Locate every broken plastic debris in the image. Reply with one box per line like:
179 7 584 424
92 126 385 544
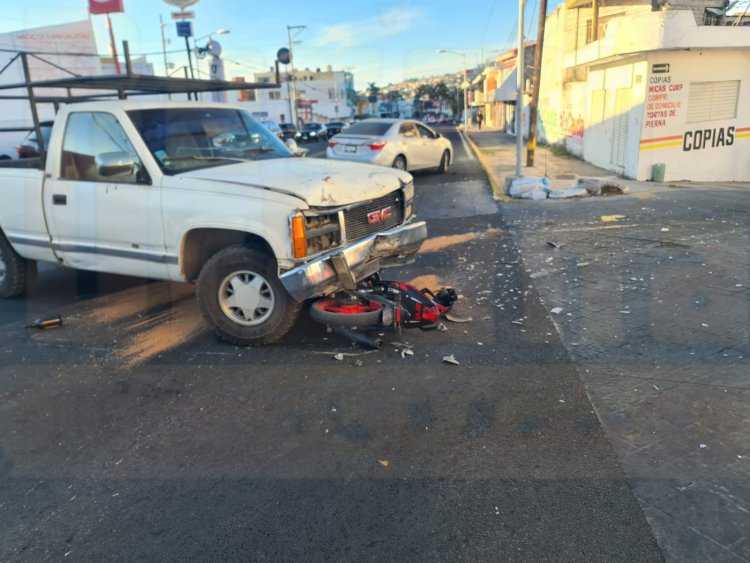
392 342 414 349
378 459 391 467
445 313 472 323
661 227 670 232
436 323 447 332
26 315 63 330
546 241 564 249
550 307 563 315
400 349 414 359
353 359 364 367
442 354 460 365
699 443 707 449
333 353 344 361
601 215 625 223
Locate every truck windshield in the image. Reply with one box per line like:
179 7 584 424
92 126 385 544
127 107 291 174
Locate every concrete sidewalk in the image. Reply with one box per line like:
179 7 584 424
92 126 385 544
466 128 750 562
462 127 718 197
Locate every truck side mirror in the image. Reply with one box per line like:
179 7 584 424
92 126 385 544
96 151 137 178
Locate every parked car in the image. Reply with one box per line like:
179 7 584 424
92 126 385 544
326 118 453 173
325 121 345 136
279 122 297 139
295 123 328 143
259 120 283 139
16 121 53 158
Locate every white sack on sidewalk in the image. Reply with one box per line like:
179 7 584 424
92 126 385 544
508 176 551 197
547 187 589 199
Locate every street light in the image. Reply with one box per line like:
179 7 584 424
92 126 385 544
437 49 468 133
287 25 306 127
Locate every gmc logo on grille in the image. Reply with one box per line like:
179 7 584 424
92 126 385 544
367 206 393 224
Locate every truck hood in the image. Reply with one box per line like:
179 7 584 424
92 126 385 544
178 157 412 206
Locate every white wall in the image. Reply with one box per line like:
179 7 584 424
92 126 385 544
636 49 750 181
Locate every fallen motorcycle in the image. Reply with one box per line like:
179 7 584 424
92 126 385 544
309 274 457 349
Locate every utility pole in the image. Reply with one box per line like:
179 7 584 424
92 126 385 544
526 0 547 166
287 25 306 128
515 0 525 177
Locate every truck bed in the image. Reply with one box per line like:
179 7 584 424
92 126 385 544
0 157 43 170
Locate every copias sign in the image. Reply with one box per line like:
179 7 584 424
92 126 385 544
88 0 124 14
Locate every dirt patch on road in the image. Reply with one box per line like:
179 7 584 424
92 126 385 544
419 228 500 254
408 274 444 293
117 299 205 367
86 284 195 324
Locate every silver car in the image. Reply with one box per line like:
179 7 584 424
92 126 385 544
326 118 453 172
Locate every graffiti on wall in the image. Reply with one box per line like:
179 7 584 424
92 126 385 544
539 107 584 150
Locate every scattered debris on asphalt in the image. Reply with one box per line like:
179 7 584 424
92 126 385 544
700 444 707 449
334 353 344 361
353 359 364 367
392 342 413 349
661 227 670 232
550 307 563 315
546 241 564 249
601 215 626 222
436 322 447 332
445 313 472 323
400 349 414 359
26 315 63 330
378 459 391 467
442 354 460 365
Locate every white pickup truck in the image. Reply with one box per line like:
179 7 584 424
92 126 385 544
0 101 426 345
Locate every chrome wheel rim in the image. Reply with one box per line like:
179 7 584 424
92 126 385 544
218 270 275 326
394 158 405 170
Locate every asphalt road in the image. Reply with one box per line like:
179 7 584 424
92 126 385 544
0 127 661 561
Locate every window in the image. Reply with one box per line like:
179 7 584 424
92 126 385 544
415 123 437 139
61 112 144 184
269 91 282 101
399 122 417 137
344 122 392 136
328 88 336 100
687 80 739 123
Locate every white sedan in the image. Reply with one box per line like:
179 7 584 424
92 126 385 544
326 118 453 173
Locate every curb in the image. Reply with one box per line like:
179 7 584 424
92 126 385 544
460 131 514 203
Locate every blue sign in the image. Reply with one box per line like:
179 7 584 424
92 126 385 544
176 21 193 38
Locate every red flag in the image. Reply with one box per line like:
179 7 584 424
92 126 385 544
88 0 124 14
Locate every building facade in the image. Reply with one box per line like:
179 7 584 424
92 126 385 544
537 0 750 181
229 66 356 125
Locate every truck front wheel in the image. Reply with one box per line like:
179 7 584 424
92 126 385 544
196 244 301 346
0 232 34 298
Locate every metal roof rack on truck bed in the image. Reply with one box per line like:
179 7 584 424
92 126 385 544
0 40 281 166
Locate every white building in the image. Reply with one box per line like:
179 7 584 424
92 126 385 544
538 0 750 181
229 66 356 126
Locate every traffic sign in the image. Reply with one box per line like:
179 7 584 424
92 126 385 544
176 21 193 38
171 11 195 19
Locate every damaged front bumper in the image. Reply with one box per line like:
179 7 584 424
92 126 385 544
280 221 427 301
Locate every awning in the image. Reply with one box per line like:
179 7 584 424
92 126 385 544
494 68 519 102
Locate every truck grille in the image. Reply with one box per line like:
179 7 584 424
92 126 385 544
343 190 404 242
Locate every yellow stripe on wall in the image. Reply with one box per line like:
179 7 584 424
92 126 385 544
639 142 683 151
735 133 750 139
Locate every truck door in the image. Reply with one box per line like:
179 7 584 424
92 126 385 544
44 111 167 279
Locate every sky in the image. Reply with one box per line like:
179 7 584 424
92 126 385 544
0 0 558 90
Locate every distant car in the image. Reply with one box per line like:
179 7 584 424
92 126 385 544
325 121 345 136
295 123 328 143
16 122 53 158
326 118 453 173
259 120 283 139
279 122 297 139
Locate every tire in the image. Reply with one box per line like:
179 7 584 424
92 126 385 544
392 155 407 170
438 150 450 173
0 231 33 298
310 298 384 327
196 244 301 346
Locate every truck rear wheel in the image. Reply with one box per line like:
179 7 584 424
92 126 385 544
0 232 34 298
196 244 301 346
